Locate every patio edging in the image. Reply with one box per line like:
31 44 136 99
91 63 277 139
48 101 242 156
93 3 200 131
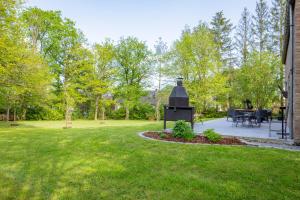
138 131 249 147
138 132 300 151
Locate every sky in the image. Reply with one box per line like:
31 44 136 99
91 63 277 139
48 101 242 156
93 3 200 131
25 0 272 49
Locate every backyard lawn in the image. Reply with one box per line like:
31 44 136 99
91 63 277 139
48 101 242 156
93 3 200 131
0 120 299 200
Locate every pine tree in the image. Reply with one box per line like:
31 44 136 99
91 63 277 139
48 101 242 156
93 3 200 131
235 8 252 64
251 0 270 54
270 0 287 104
270 0 287 56
210 11 235 69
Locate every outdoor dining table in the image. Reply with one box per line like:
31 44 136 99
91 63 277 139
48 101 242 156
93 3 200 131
234 109 257 127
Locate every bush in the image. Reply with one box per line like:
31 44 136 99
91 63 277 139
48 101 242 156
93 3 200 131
159 132 167 139
26 106 64 120
130 103 155 120
173 120 195 140
203 129 222 143
202 109 227 118
108 107 126 119
108 103 155 120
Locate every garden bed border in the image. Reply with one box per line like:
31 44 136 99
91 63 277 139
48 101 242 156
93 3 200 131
138 131 300 151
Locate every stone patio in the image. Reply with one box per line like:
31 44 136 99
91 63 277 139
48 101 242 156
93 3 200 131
194 118 289 140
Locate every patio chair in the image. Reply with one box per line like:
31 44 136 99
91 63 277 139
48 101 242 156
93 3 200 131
259 109 271 122
232 110 245 127
243 111 256 127
227 108 235 121
254 110 263 127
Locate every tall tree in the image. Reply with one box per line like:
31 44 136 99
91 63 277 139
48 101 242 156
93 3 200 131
173 23 227 114
21 8 70 90
270 0 287 105
62 44 93 127
233 52 280 108
270 0 287 56
235 8 252 64
22 7 90 124
0 0 50 121
154 37 168 121
115 37 151 120
92 39 115 120
251 0 270 54
211 12 235 109
210 11 235 69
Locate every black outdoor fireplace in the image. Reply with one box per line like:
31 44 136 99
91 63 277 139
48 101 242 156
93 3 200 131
164 78 195 129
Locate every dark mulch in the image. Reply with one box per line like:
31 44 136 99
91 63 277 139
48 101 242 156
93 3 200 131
143 132 246 145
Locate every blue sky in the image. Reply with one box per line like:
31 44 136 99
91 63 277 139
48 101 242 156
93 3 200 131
25 0 272 49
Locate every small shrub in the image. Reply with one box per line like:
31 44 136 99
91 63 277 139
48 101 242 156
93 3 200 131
203 129 222 143
159 132 167 139
173 120 195 140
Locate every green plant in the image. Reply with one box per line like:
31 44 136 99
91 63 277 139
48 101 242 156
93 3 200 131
159 132 167 139
173 120 195 140
108 103 155 120
203 129 222 143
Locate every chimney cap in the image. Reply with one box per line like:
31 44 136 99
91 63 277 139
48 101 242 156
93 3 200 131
177 77 183 86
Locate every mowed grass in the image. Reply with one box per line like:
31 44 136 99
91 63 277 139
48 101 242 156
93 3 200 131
0 120 299 200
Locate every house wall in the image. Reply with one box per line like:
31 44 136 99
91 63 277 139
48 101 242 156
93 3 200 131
294 0 300 144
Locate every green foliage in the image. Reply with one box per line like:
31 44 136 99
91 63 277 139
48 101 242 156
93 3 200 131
172 23 228 114
114 37 151 120
159 132 167 139
203 129 222 143
130 103 155 120
211 11 234 68
203 110 227 118
21 7 89 123
0 1 285 122
108 107 126 120
172 120 195 140
109 104 155 120
91 39 116 120
252 0 270 53
232 51 280 108
0 4 51 121
153 38 169 121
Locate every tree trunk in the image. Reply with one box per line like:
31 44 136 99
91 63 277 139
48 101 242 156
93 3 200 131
6 108 10 122
101 105 105 120
22 109 27 120
65 106 72 128
125 106 129 120
13 108 16 121
94 96 99 121
155 97 161 121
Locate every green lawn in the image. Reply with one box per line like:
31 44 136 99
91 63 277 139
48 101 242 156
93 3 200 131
0 120 299 200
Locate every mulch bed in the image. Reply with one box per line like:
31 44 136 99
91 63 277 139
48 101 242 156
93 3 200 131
143 132 246 145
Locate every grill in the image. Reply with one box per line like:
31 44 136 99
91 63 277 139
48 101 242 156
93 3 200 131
164 78 195 129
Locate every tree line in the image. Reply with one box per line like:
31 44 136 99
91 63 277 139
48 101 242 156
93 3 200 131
0 0 286 122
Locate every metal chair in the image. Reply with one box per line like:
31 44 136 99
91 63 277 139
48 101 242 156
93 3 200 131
232 110 245 127
227 108 235 121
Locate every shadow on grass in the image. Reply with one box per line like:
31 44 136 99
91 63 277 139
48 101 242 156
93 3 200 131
0 121 36 129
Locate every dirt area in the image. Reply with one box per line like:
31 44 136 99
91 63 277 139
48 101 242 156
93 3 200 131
143 132 245 145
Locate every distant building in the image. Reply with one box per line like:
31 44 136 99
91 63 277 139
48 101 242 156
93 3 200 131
283 0 300 144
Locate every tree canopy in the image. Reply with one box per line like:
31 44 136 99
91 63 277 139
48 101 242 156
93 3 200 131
0 0 286 122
